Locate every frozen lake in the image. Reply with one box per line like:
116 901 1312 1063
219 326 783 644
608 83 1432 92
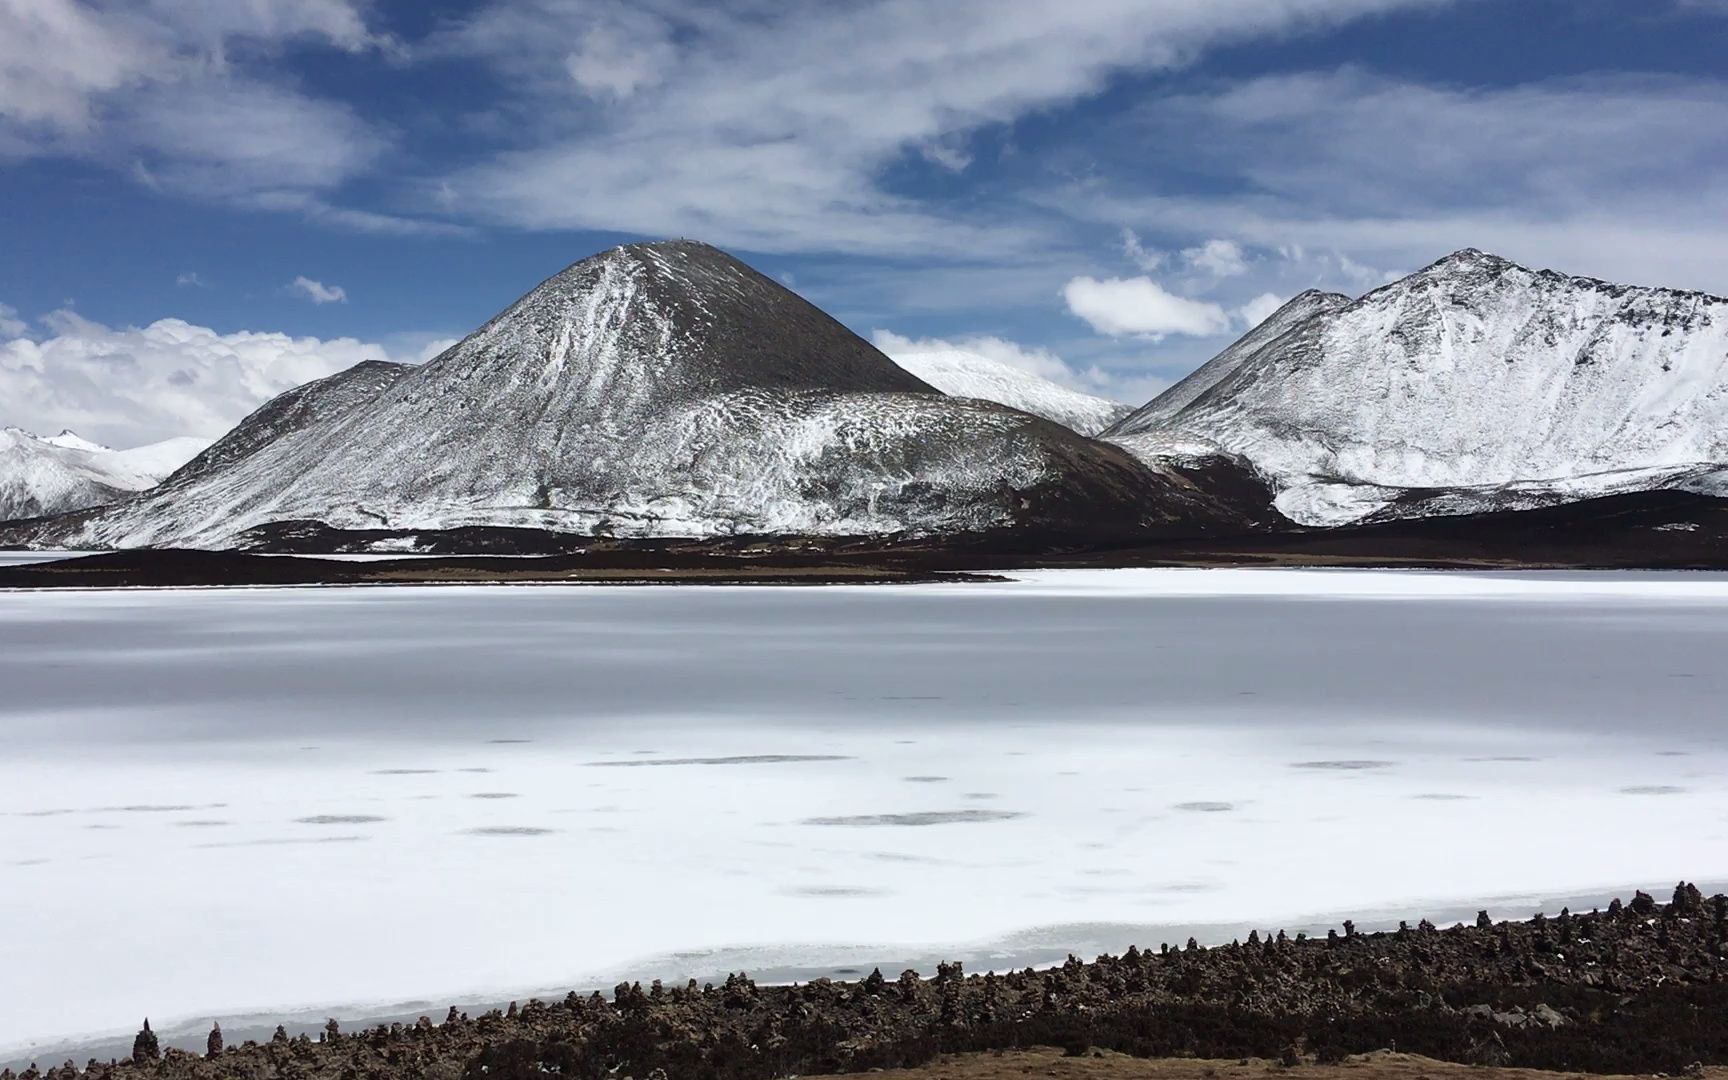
4 568 1728 1058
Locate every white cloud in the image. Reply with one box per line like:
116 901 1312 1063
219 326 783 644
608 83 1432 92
563 19 676 100
1062 70 1728 295
436 0 1453 255
1120 227 1164 272
1182 238 1249 278
288 276 348 305
1062 275 1232 339
0 308 408 446
174 271 206 288
0 1 434 231
1236 292 1287 328
118 77 385 199
0 303 27 339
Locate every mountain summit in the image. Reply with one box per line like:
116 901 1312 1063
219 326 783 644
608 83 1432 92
9 241 1274 549
1112 250 1728 524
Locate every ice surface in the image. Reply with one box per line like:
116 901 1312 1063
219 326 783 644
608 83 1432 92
3 568 1728 1058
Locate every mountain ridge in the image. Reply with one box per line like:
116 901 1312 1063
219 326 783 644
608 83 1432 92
1113 247 1728 525
4 241 1277 550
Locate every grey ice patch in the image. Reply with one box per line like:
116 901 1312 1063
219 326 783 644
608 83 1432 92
1173 801 1235 813
488 739 533 744
901 776 948 783
98 804 201 813
465 826 558 836
1291 760 1397 770
197 836 368 849
371 769 439 775
801 810 1023 827
171 820 231 827
457 767 494 773
1620 785 1687 795
468 793 519 799
962 792 1000 800
585 755 852 767
1412 793 1475 801
296 814 388 825
10 858 50 867
13 809 75 818
783 885 890 898
865 851 947 864
1466 756 1539 763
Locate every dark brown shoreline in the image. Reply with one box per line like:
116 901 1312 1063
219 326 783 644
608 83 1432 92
6 488 1728 588
14 885 1728 1080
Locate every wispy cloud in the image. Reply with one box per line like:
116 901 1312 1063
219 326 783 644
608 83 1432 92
0 1 440 232
1056 69 1728 294
288 276 348 305
431 0 1455 256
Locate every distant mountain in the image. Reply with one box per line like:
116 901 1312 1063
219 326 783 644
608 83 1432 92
0 428 211 522
40 429 111 454
887 349 1130 435
6 241 1277 550
1110 250 1728 525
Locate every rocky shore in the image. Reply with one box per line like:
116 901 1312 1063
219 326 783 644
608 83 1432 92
10 885 1728 1080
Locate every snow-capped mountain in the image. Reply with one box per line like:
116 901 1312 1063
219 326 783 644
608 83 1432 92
6 242 1274 550
1110 250 1728 525
40 430 111 454
886 349 1130 435
0 428 212 522
1106 289 1351 436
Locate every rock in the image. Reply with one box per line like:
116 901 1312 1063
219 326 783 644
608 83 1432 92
131 1020 159 1064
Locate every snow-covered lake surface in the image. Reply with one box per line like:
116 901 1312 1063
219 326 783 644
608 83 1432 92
4 568 1728 1061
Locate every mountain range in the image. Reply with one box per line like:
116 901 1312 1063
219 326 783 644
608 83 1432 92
4 241 1726 556
0 427 210 522
1109 249 1728 525
1 242 1267 551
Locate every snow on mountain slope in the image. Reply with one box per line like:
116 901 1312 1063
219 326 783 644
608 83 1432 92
6 242 1271 550
0 428 210 522
40 430 110 453
1104 289 1351 438
1112 249 1728 525
887 349 1130 435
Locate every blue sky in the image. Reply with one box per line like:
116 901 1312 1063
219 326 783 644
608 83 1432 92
2 0 1726 445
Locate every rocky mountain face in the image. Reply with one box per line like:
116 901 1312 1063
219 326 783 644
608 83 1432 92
1112 250 1728 525
5 242 1277 551
0 428 210 523
886 348 1131 435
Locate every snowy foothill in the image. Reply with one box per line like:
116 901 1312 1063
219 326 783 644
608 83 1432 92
3 568 1727 1060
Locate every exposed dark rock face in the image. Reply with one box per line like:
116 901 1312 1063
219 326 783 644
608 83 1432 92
165 361 413 486
128 1023 156 1066
11 885 1728 1080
